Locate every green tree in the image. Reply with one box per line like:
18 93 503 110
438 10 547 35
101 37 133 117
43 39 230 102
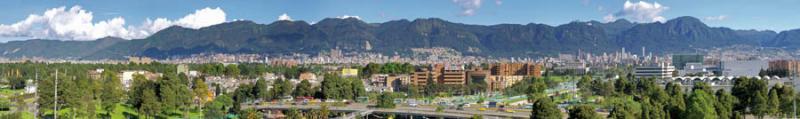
530 98 562 119
577 75 592 98
241 108 263 119
286 108 302 119
568 104 600 119
715 90 736 119
407 85 421 98
692 82 712 93
74 77 97 119
321 74 341 99
269 78 291 99
309 104 331 119
140 88 162 119
777 85 795 117
159 75 193 115
351 78 366 99
363 63 382 77
321 74 355 100
528 77 548 100
204 95 232 119
293 79 314 97
639 98 667 119
60 76 81 118
590 79 615 96
732 77 768 114
377 92 396 108
767 86 781 116
127 74 149 108
685 90 717 119
752 91 769 118
192 78 211 105
280 79 294 97
608 104 635 119
100 71 124 117
225 64 240 77
36 74 55 117
615 76 635 94
664 82 686 118
254 78 270 100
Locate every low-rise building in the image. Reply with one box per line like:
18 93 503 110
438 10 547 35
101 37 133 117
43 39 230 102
299 72 317 81
120 70 162 90
128 56 153 64
341 68 359 77
487 75 524 91
554 62 590 75
634 63 675 79
24 79 36 94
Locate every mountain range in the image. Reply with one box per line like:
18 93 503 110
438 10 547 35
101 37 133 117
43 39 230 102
0 16 797 60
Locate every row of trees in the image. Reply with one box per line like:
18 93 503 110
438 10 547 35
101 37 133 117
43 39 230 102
361 63 415 77
38 71 210 118
1 62 356 118
545 74 799 119
194 63 324 79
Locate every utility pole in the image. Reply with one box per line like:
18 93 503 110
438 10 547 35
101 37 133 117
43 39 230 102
54 69 57 119
34 71 38 119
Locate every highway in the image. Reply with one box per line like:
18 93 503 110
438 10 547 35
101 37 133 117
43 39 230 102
242 103 531 119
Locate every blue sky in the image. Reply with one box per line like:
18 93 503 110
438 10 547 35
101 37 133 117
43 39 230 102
1 0 799 41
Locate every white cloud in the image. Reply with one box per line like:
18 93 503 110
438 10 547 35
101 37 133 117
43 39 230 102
336 15 361 20
174 7 226 29
0 6 227 40
603 15 616 22
452 0 482 16
495 0 502 5
278 13 293 21
605 1 668 23
704 15 728 21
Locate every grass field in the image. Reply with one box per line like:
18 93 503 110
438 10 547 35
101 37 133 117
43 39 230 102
0 89 23 97
39 103 205 119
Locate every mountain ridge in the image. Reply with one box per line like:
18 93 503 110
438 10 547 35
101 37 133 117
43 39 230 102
0 16 794 60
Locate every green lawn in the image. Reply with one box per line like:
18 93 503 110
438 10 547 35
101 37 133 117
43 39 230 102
0 111 35 119
0 89 23 97
40 103 204 119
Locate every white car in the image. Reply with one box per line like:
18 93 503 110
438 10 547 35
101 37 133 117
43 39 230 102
408 100 418 107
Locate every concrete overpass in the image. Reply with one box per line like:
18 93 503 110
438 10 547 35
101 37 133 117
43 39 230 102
242 104 530 119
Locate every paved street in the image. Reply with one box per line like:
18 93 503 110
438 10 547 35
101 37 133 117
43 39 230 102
243 103 531 118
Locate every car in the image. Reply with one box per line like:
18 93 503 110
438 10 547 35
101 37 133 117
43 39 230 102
504 109 516 113
478 108 487 111
408 100 418 107
522 104 533 109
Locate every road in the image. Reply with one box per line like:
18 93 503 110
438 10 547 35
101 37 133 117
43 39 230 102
242 103 530 118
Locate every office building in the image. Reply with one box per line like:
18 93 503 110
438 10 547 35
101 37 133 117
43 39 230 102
634 63 676 79
768 60 800 76
672 54 704 70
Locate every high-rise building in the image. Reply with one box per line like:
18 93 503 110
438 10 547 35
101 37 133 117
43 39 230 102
672 54 704 70
768 60 800 76
411 69 432 86
440 64 466 85
410 63 466 85
489 62 542 77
